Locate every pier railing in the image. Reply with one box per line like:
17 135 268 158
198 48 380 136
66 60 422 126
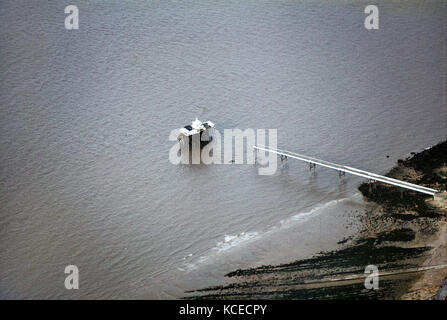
253 145 439 196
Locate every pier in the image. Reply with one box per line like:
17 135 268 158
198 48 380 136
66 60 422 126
253 145 439 196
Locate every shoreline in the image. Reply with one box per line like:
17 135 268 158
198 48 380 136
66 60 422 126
358 140 447 299
186 140 447 299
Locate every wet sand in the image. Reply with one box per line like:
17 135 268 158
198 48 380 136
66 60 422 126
186 140 447 299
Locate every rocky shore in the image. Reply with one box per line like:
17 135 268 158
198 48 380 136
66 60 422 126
358 140 447 299
186 140 447 300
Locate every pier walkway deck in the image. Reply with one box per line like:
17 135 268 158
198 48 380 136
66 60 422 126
253 145 439 196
